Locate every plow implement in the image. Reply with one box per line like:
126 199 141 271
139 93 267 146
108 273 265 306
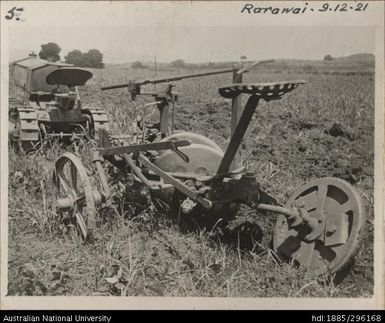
51 63 365 279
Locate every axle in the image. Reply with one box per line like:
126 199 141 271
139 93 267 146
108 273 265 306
101 68 235 91
254 203 318 231
101 60 274 91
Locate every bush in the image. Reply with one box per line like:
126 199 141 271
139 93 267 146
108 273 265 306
169 59 186 68
86 49 104 68
64 49 104 68
131 61 146 69
39 42 61 62
65 50 86 67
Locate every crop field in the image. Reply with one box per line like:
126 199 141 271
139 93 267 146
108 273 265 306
8 55 375 297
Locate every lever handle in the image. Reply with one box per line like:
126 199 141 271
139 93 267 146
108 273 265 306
236 59 274 75
170 143 190 163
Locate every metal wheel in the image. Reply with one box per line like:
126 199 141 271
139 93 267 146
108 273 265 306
273 177 365 277
52 152 98 241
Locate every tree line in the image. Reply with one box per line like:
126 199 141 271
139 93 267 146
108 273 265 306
38 42 104 68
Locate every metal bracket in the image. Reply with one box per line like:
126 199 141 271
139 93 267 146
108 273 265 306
169 142 189 163
138 154 212 209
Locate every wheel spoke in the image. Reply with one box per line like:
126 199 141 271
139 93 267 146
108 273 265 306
329 243 346 261
316 183 328 212
339 200 355 214
75 212 88 240
56 169 71 195
314 240 338 263
75 194 86 208
294 241 315 269
70 162 80 195
295 190 318 210
307 247 329 275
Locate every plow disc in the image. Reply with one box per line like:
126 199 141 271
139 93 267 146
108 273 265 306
155 132 240 227
52 152 101 241
155 132 224 176
160 132 223 153
273 177 365 277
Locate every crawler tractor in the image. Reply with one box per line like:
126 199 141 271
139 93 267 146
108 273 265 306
9 54 109 152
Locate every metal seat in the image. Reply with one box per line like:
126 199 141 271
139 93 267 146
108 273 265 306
218 80 306 100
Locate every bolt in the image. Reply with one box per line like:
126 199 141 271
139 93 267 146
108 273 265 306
195 180 203 189
327 225 336 234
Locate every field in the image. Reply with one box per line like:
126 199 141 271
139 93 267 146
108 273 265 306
8 55 375 298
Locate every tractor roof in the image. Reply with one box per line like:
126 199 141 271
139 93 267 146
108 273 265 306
13 56 72 70
45 67 93 87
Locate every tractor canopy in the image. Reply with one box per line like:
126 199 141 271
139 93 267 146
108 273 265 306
11 56 72 102
46 67 93 87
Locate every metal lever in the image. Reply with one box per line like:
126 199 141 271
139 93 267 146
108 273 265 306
236 59 274 75
170 142 189 163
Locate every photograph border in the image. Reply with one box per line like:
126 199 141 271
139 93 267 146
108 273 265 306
1 0 384 310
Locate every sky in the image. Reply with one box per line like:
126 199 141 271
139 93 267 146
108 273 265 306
4 1 378 64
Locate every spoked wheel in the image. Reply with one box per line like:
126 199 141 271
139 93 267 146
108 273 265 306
52 152 100 242
273 177 365 278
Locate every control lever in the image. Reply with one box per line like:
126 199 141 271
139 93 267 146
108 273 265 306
170 142 190 163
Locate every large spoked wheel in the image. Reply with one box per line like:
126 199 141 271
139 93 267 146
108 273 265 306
273 177 365 278
52 152 98 242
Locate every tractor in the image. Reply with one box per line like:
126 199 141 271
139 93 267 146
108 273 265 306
9 53 109 152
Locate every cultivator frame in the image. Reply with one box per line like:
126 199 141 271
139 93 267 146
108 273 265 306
52 63 365 279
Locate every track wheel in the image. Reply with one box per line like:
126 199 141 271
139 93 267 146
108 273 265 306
10 116 39 154
52 152 101 242
273 177 365 278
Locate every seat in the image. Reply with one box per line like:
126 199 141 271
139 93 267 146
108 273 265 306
29 91 55 102
218 80 306 100
54 92 77 110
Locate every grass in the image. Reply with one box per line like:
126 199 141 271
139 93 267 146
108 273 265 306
7 57 375 297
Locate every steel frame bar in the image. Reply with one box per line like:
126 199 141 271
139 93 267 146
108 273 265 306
138 154 212 209
216 95 260 175
97 140 191 156
230 66 243 170
122 153 159 190
92 151 111 199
